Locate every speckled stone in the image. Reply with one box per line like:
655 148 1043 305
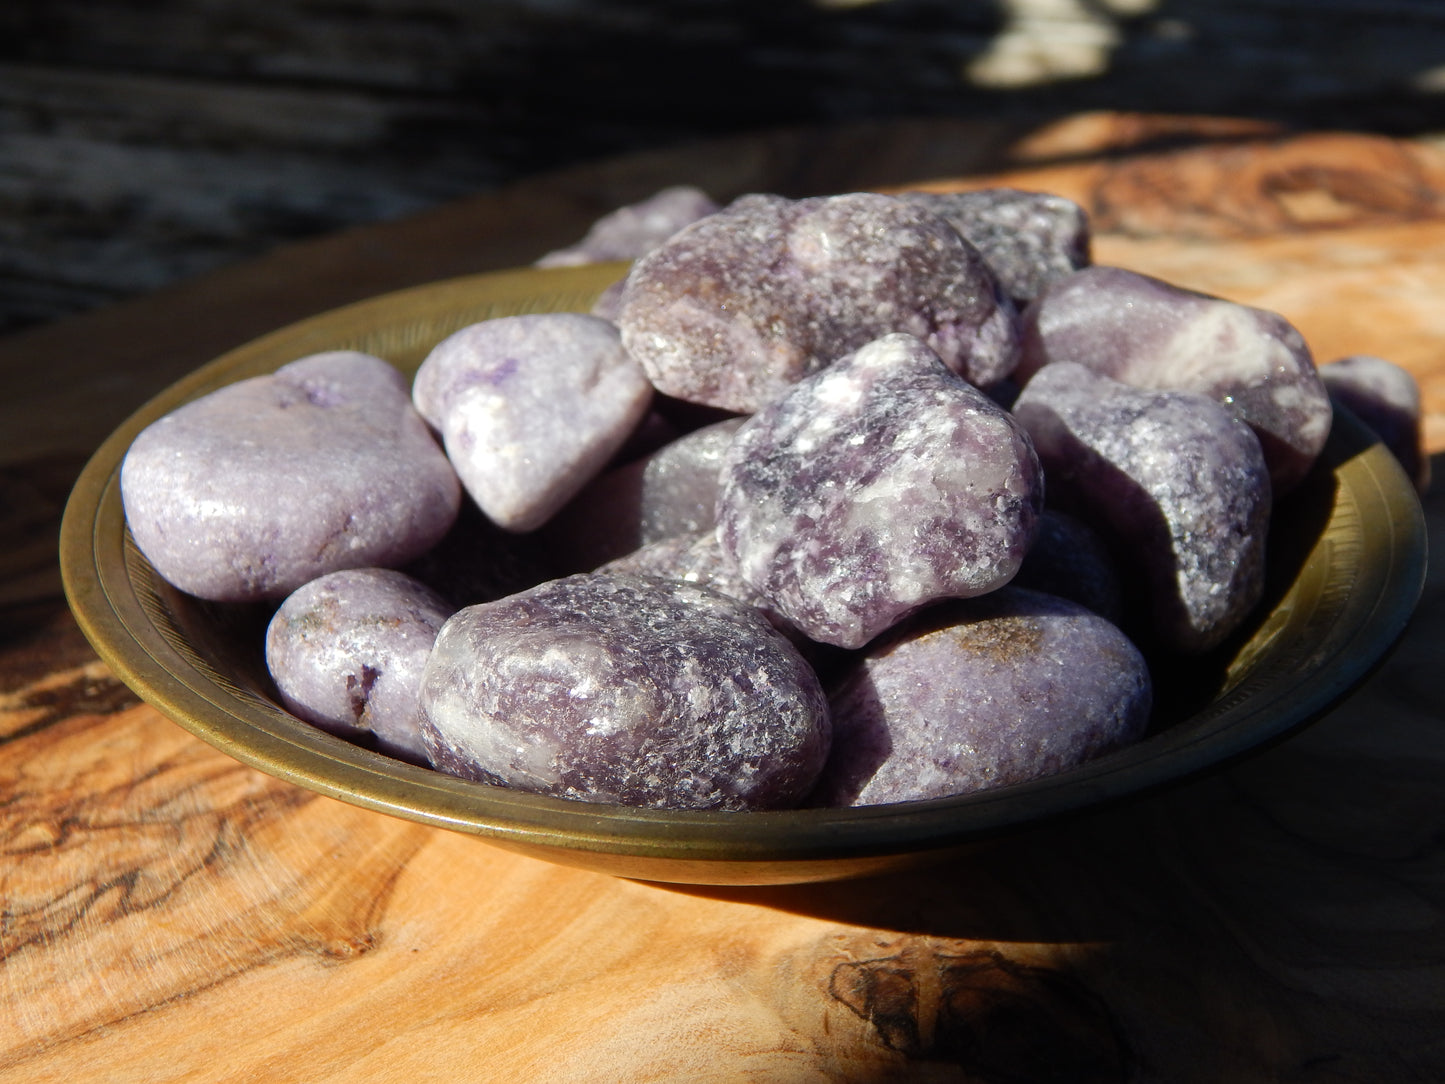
1013 362 1271 654
617 192 1020 413
121 350 461 602
535 185 721 268
601 529 793 631
1018 265 1331 493
717 333 1044 649
900 187 1091 305
412 313 653 531
419 573 831 810
1013 509 1124 624
543 417 745 570
265 568 454 763
812 587 1151 807
1320 354 1429 492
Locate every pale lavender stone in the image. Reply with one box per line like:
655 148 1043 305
717 333 1044 650
1013 362 1271 654
418 573 831 811
121 351 461 602
812 587 1151 807
900 187 1091 305
265 568 453 763
618 192 1020 413
1018 265 1331 493
413 313 653 531
1013 509 1124 624
542 417 745 570
1320 354 1429 492
535 186 721 268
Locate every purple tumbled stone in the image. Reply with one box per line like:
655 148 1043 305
1013 362 1271 654
717 333 1044 649
617 192 1020 413
535 185 721 268
813 587 1151 807
121 351 461 602
1013 509 1125 624
1320 354 1429 492
412 313 653 531
900 187 1091 306
418 573 830 811
543 417 745 570
1018 265 1331 493
601 529 797 637
265 568 454 763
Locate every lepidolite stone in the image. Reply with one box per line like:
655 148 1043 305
412 314 653 531
617 192 1020 413
717 333 1044 649
900 187 1091 305
419 573 831 811
543 417 745 569
265 568 454 763
812 588 1151 807
601 530 795 636
1320 354 1429 492
1013 509 1124 624
1018 266 1331 493
535 185 721 267
1013 362 1271 654
121 351 461 601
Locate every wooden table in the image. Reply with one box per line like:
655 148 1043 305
3 114 1444 1081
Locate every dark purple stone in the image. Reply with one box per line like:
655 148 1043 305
813 588 1151 807
900 187 1091 305
1320 354 1429 492
542 417 745 570
600 529 801 639
1018 265 1331 493
1013 509 1125 624
1013 362 1271 654
717 333 1043 649
418 573 831 811
618 192 1020 412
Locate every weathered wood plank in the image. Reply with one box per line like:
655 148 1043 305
2 0 1445 333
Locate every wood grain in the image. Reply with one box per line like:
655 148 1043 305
2 120 1444 1081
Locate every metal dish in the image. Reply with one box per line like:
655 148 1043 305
60 261 1427 885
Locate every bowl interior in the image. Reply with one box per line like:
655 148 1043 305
60 261 1428 885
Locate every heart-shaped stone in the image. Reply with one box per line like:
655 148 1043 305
414 313 653 532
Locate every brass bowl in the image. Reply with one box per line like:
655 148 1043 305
61 262 1427 885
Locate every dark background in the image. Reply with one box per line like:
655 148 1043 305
2 0 1443 337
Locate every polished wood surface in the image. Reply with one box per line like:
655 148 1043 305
3 116 1443 1081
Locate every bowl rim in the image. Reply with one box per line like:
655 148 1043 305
59 261 1429 872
